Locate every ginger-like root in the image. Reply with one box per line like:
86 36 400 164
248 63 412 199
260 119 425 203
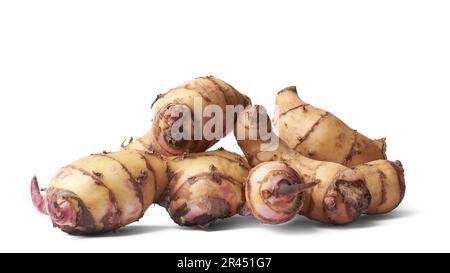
125 76 251 156
353 160 406 214
237 105 405 223
236 105 371 224
275 86 386 167
247 161 316 224
32 148 249 233
31 150 168 234
161 149 249 228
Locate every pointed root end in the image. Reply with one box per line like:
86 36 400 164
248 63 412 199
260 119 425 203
31 176 47 215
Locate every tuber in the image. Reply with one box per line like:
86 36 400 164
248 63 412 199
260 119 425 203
161 149 249 228
235 105 371 224
31 149 249 233
31 149 168 234
31 77 406 233
125 76 251 156
275 86 386 167
236 105 405 224
352 160 406 214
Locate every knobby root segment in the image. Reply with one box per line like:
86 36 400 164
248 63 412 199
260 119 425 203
32 149 249 234
235 105 404 225
352 160 406 214
162 149 249 228
124 76 251 156
31 150 168 234
275 86 386 167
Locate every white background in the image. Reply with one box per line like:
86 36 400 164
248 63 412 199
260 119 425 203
0 0 449 253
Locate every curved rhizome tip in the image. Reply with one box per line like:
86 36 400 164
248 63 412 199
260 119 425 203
31 176 97 234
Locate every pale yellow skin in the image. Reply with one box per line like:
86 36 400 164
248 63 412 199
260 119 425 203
42 148 248 233
236 106 370 224
353 160 405 214
126 76 251 156
237 106 405 223
284 154 368 224
47 149 168 233
164 150 250 226
275 86 386 167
